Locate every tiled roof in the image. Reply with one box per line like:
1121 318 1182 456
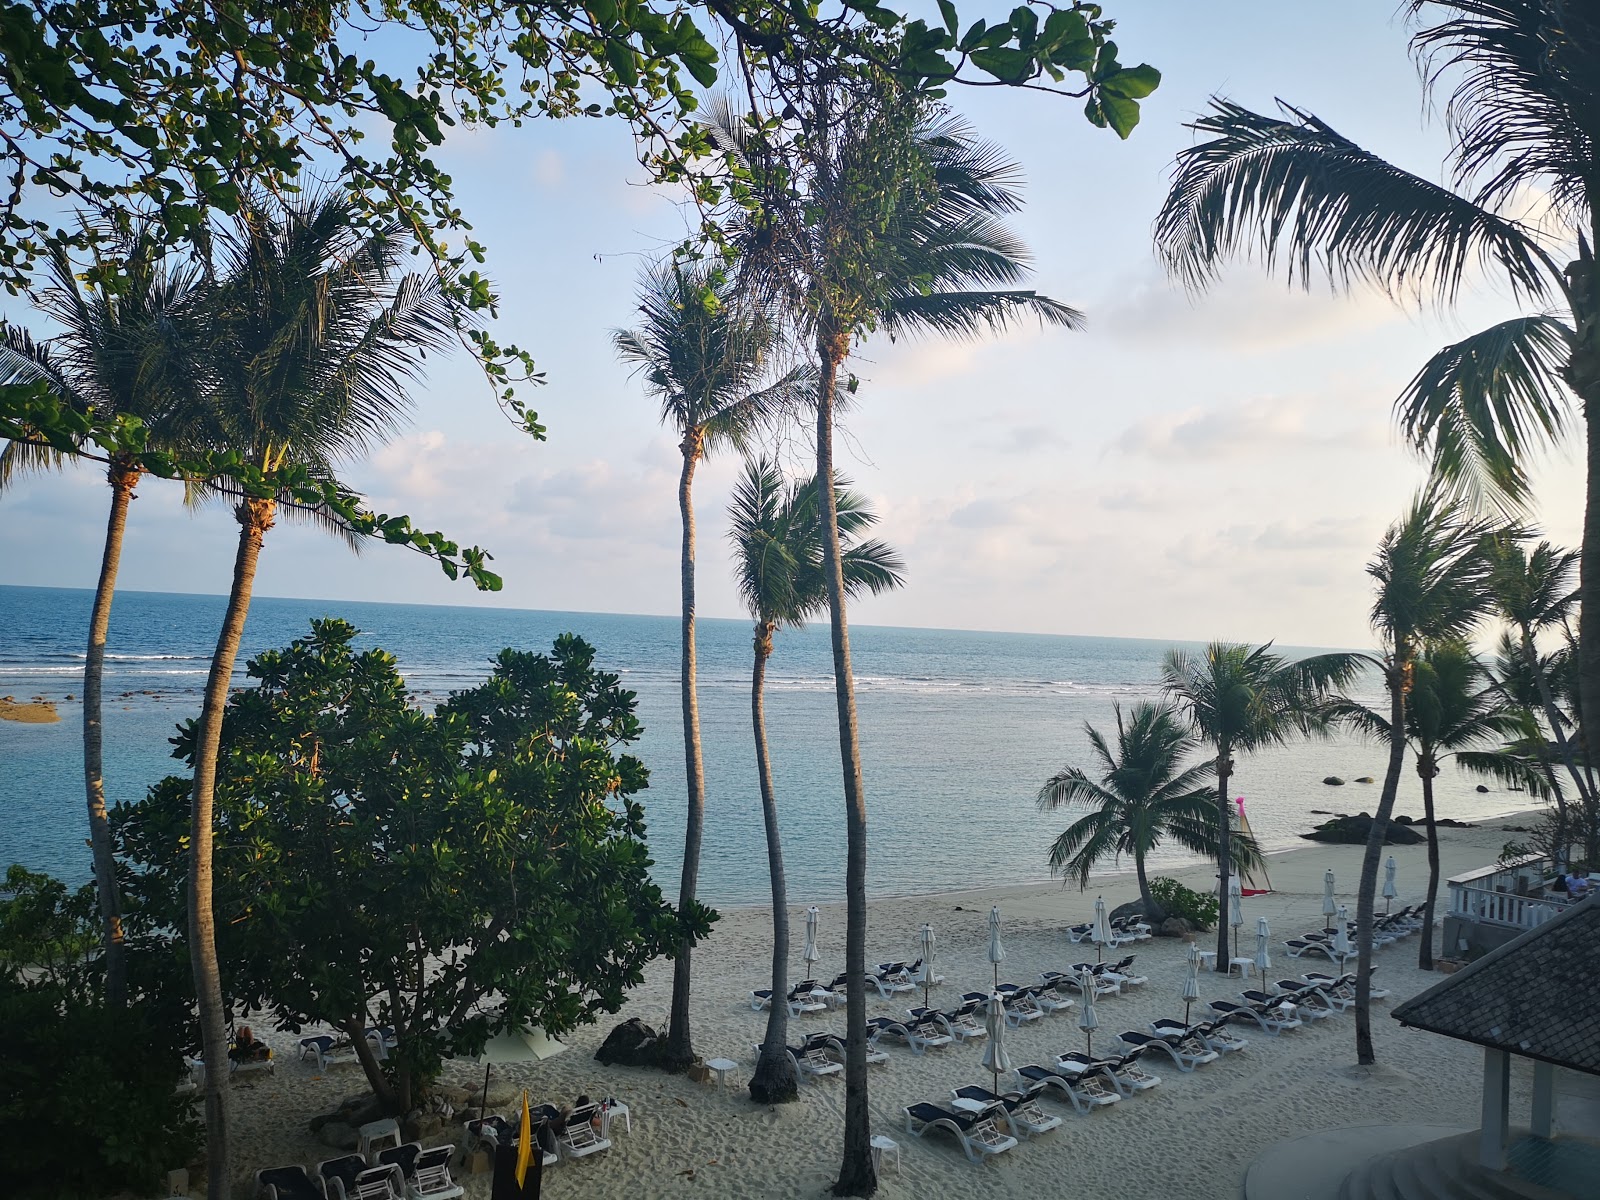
1392 896 1600 1076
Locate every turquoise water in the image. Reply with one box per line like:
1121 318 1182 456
0 584 1530 906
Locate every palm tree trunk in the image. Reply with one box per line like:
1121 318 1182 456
1356 662 1408 1065
188 496 274 1200
1418 758 1440 972
1214 753 1232 967
749 627 799 1105
1572 261 1600 865
666 439 705 1071
817 345 875 1198
1133 853 1165 924
85 463 137 1007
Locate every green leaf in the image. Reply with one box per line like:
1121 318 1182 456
1101 63 1161 100
1100 94 1141 138
937 0 958 35
969 46 1033 83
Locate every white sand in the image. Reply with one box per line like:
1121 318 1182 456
222 810 1575 1199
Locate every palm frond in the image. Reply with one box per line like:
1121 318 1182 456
1155 97 1557 303
1367 484 1495 651
880 290 1084 342
1396 315 1576 511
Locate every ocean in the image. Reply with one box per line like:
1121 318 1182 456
0 584 1531 907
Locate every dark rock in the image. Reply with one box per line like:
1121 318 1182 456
1323 776 1346 786
1437 818 1478 829
1354 777 1375 784
1110 899 1160 924
402 1113 450 1141
1476 784 1490 793
595 1017 667 1069
1310 809 1334 815
1157 917 1196 938
1394 815 1414 825
1301 814 1425 846
433 1085 473 1108
317 1121 360 1151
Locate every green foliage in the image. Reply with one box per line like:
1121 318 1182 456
113 620 695 1111
1146 877 1217 930
0 868 201 1199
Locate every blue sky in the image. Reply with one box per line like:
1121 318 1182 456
0 0 1582 648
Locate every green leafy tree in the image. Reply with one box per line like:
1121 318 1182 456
718 87 1084 1194
1348 490 1492 1063
181 194 460 1193
114 621 688 1116
613 260 808 1070
1037 701 1262 921
1160 643 1358 966
728 455 903 1104
1152 1 1600 852
0 241 205 1009
1331 643 1527 968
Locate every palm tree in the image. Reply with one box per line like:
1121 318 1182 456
1152 1 1600 833
1332 643 1526 968
717 88 1081 1194
1037 701 1264 921
0 240 205 1008
1161 643 1358 967
1350 490 1492 1063
613 260 807 1070
185 194 457 1195
729 454 903 1105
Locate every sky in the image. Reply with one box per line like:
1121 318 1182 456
0 0 1583 649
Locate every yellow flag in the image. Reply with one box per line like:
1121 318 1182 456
514 1089 533 1188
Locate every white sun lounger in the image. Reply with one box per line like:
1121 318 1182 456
950 1083 1063 1137
903 1102 1018 1162
1013 1064 1120 1114
868 1016 952 1054
1118 1030 1217 1071
1208 998 1302 1035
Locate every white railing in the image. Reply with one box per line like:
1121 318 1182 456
1448 880 1572 930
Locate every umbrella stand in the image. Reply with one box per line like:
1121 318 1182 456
1084 1030 1092 1058
480 1061 492 1121
1183 999 1192 1025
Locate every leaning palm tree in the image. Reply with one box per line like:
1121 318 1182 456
0 240 205 1008
1350 490 1492 1063
1161 643 1358 967
613 260 807 1070
1153 1 1600 825
1332 642 1528 968
715 87 1082 1194
1038 701 1263 921
185 194 457 1195
730 455 904 1105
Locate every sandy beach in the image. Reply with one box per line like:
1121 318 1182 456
220 808 1584 1199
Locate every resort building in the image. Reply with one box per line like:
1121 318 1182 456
1442 852 1578 958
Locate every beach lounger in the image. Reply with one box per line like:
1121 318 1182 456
749 979 830 1016
874 962 916 994
950 1083 1063 1137
1303 970 1388 1002
377 1145 461 1200
257 1166 325 1200
910 1002 986 1042
994 984 1045 1026
557 1102 612 1159
1055 1048 1161 1096
800 1030 887 1067
1103 955 1148 986
1208 998 1303 1035
1271 979 1345 1016
318 1156 400 1200
1013 1064 1120 1114
1242 987 1333 1022
1029 980 1076 1014
1118 1029 1217 1071
1110 916 1152 941
868 1016 952 1054
466 1115 557 1166
908 957 945 987
364 1026 399 1062
300 1034 360 1072
1066 922 1095 943
1063 966 1123 998
1149 1017 1248 1056
753 1039 845 1081
902 1102 1018 1162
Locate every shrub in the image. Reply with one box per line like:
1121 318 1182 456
1148 877 1217 930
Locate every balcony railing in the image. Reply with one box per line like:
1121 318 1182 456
1447 853 1575 931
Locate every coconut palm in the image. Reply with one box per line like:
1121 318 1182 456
1037 701 1263 922
185 194 457 1194
1350 490 1493 1063
1160 642 1359 966
730 455 904 1105
613 261 808 1070
715 88 1082 1193
1153 1 1600 833
1332 642 1527 968
0 240 205 1008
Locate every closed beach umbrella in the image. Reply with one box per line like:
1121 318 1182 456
1254 916 1271 986
802 906 820 973
919 923 938 1008
1333 903 1352 962
980 993 1011 1093
1181 944 1201 1026
1383 857 1398 914
987 906 1006 992
1322 868 1337 932
1228 876 1244 959
1077 968 1099 1057
1092 895 1112 963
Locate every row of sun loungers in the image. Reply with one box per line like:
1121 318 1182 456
748 958 945 1014
1065 914 1153 945
1284 907 1428 961
257 1142 461 1200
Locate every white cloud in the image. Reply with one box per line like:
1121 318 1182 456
1113 394 1386 461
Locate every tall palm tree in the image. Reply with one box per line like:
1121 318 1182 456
729 455 904 1105
1152 1 1600 830
0 240 205 1008
718 87 1081 1194
1350 490 1492 1063
186 194 457 1195
1332 642 1527 968
613 260 807 1070
1161 643 1358 966
1037 701 1263 921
